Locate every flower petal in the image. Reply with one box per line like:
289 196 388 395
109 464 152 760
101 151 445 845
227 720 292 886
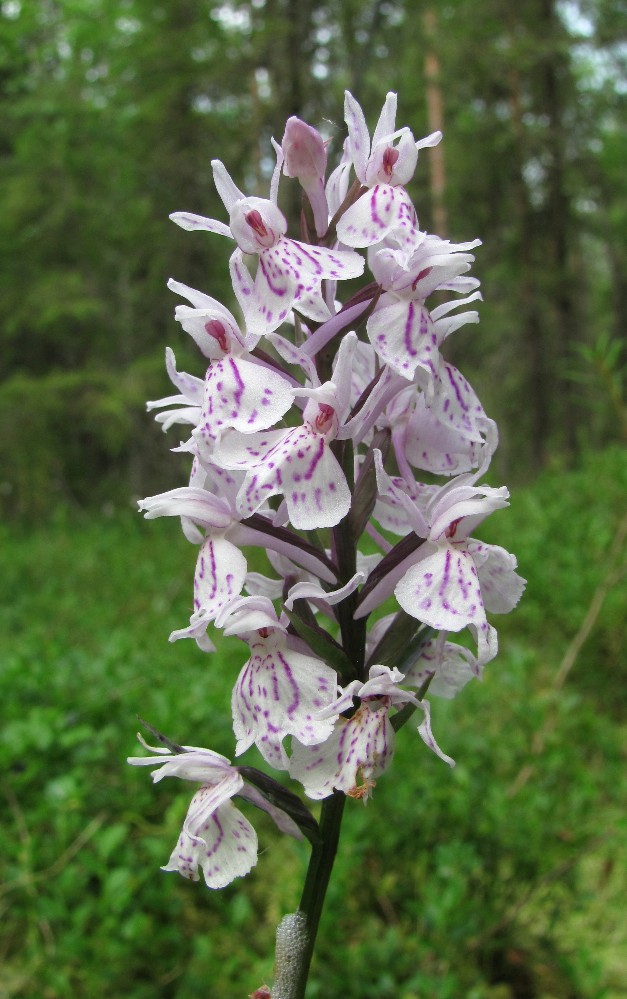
229 426 351 530
169 211 232 239
395 544 485 633
467 541 526 614
290 702 395 801
344 90 371 183
336 185 417 248
232 644 337 768
429 362 487 442
163 791 257 889
201 356 293 438
368 299 439 380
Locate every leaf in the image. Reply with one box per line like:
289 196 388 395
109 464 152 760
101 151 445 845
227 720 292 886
284 608 355 681
237 766 321 845
349 430 391 539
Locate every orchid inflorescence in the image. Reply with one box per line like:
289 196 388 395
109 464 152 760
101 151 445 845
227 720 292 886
129 91 525 896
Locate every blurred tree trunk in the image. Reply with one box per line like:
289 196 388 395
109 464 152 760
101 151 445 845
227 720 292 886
508 57 551 469
423 7 448 239
537 0 579 458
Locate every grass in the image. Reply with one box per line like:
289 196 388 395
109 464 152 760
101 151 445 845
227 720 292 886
0 446 625 998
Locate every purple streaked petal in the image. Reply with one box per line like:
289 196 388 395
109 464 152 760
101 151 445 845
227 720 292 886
336 185 417 248
162 793 257 888
403 634 478 699
290 702 395 801
429 361 488 442
246 247 296 335
201 356 293 438
404 394 483 476
193 535 247 615
367 299 438 380
232 640 337 768
467 541 526 614
395 543 485 633
227 425 351 530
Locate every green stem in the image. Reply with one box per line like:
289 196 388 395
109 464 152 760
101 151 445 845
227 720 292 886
292 791 346 998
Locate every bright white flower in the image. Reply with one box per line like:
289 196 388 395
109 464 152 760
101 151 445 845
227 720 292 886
171 159 364 336
168 279 294 450
336 91 441 248
128 744 257 889
219 598 338 769
289 665 453 801
215 334 358 530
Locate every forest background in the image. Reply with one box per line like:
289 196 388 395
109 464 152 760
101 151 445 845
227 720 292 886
0 1 625 998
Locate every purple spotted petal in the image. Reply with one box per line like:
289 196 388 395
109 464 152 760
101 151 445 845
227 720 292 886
163 790 257 888
403 635 479 698
169 536 247 647
395 543 485 634
467 541 527 614
244 238 363 335
247 247 296 335
429 361 488 442
367 299 438 380
232 641 337 768
336 184 417 248
290 702 395 801
404 394 482 475
220 425 351 531
214 427 288 470
200 356 293 439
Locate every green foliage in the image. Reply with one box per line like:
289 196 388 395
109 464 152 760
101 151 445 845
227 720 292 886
1 449 625 997
0 356 185 518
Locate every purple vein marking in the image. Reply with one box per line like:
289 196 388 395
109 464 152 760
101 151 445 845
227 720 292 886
227 356 245 408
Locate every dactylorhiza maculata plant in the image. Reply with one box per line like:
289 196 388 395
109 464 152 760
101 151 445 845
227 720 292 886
128 91 526 999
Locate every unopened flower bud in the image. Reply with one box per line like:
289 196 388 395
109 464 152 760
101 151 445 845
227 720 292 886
281 116 329 237
282 117 327 181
